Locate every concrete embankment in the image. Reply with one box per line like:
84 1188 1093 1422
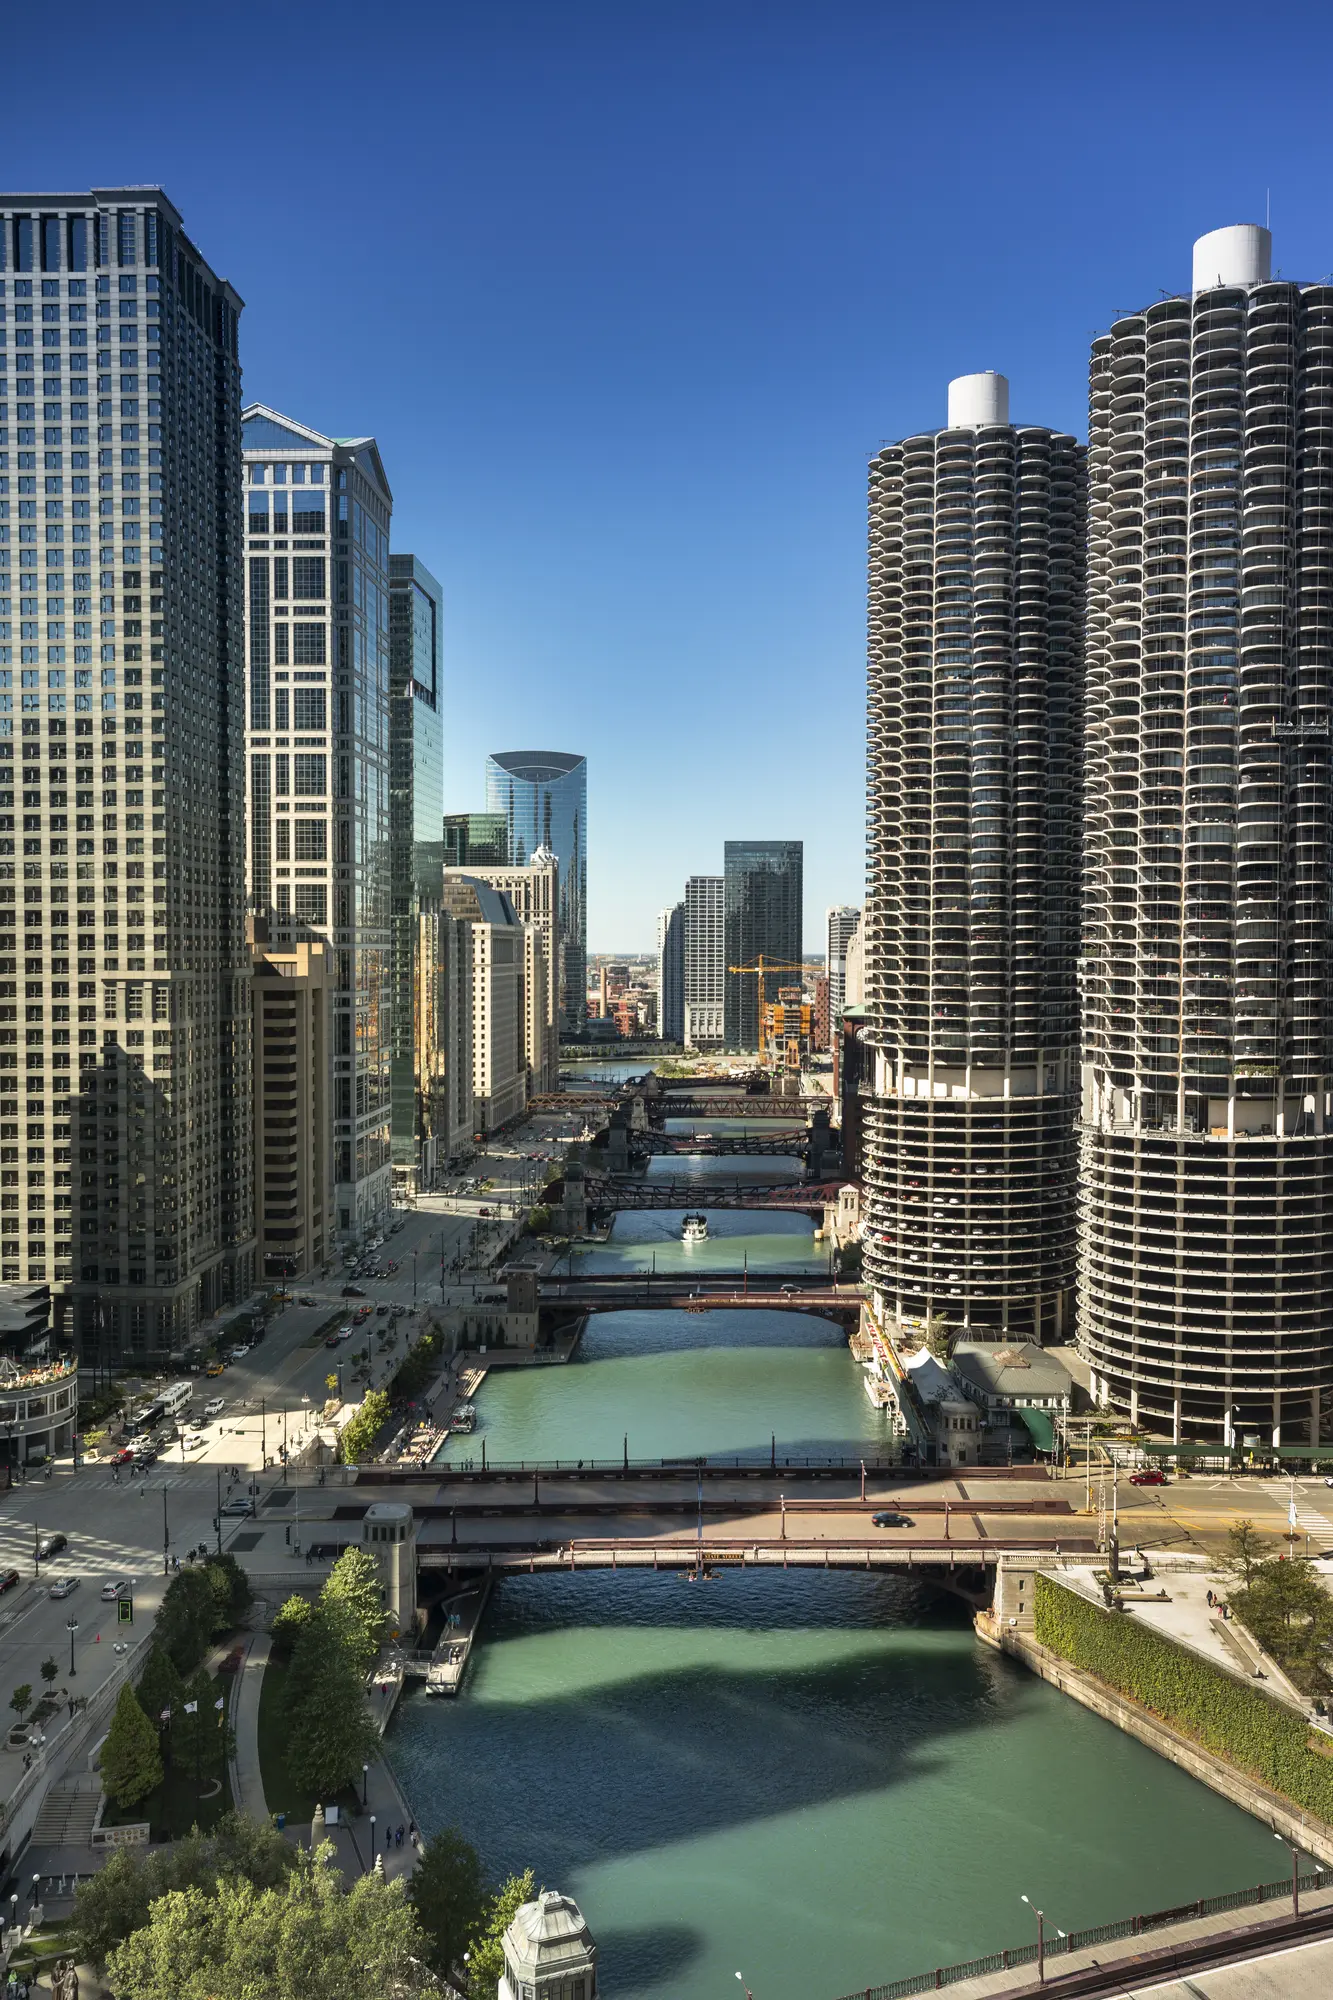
976 1610 1333 1868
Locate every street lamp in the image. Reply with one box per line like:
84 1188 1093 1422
362 1762 369 1808
735 1976 754 2000
1020 1896 1045 1983
369 1813 377 1867
1275 1830 1302 1917
66 1618 78 1677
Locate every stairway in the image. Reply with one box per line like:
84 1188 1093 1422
30 1779 102 1848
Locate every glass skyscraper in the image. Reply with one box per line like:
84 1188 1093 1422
485 750 586 1033
723 841 803 1051
388 554 443 1190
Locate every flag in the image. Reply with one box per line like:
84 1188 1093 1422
1291 1499 1300 1528
159 1708 171 1722
214 1697 225 1710
183 1701 198 1714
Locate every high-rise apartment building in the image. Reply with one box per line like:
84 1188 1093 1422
656 903 685 1043
251 930 330 1280
723 840 803 1051
825 905 860 1048
442 811 507 869
1080 226 1333 1443
485 750 586 1034
441 875 525 1132
442 851 559 1093
863 373 1084 1343
388 554 443 1192
0 188 254 1359
241 405 392 1244
683 874 724 1047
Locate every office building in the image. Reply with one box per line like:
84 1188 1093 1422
1080 226 1333 1442
251 929 330 1280
863 372 1084 1343
723 840 803 1051
0 187 254 1357
683 874 724 1047
417 904 473 1164
826 905 861 1047
241 404 392 1245
388 554 443 1193
443 849 559 1093
485 750 586 1034
656 903 685 1043
441 875 525 1132
442 811 507 869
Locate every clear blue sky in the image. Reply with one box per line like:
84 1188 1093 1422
7 0 1333 948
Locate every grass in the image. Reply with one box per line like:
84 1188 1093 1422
256 1657 359 1823
103 1672 234 1840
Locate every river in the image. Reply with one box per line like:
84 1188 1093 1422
392 1123 1282 1997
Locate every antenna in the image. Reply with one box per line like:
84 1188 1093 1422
1266 187 1271 230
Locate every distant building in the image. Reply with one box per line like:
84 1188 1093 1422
813 975 830 1052
761 989 816 1073
441 877 526 1133
499 1890 599 2000
442 812 509 869
443 852 559 1094
250 931 331 1281
838 1004 870 1180
683 875 725 1047
843 923 865 1009
486 751 587 1034
656 904 685 1043
388 555 444 1194
825 906 861 1044
416 905 473 1163
723 841 803 1051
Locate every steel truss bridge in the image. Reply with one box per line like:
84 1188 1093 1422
637 1131 811 1157
581 1175 843 1212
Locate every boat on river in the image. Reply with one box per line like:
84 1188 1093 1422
450 1402 477 1433
681 1212 709 1243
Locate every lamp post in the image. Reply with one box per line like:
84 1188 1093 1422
735 1975 754 2000
1020 1896 1044 1983
369 1813 377 1868
162 1482 170 1574
362 1762 370 1808
1276 1830 1302 1917
66 1618 78 1676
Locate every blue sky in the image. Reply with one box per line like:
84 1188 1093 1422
7 0 1333 948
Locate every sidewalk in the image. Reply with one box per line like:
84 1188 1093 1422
228 1630 270 1820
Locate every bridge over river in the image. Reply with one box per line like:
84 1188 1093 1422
535 1270 853 1314
576 1176 844 1213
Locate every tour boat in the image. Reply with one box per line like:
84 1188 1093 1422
681 1212 709 1244
450 1403 477 1434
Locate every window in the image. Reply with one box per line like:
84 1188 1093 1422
273 625 289 665
248 495 268 533
293 688 325 731
293 755 325 796
294 884 326 923
275 819 290 861
292 558 324 601
292 624 325 665
294 819 326 861
273 558 288 600
274 688 289 730
117 216 137 267
292 500 326 534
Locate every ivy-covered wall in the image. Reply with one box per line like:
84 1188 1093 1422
1033 1573 1333 1823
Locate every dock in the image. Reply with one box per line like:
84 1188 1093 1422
423 1575 493 1695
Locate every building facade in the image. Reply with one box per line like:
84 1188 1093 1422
656 903 684 1044
241 405 392 1246
416 904 473 1164
388 554 443 1194
723 840 803 1051
0 188 255 1360
251 930 330 1280
1080 226 1333 1443
442 852 559 1094
485 750 586 1035
683 873 724 1047
441 875 525 1133
825 905 861 1047
862 372 1085 1345
442 811 507 869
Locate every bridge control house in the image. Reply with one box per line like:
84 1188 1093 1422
950 1343 1074 1457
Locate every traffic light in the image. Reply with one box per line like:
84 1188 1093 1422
118 1595 133 1624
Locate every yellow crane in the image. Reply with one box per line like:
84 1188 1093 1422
727 958 811 1060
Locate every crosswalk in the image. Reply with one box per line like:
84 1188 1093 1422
1266 1491 1333 1551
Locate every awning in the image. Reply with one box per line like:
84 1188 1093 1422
1017 1407 1056 1454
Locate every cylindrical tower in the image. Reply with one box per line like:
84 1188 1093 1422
1079 227 1333 1444
862 378 1086 1343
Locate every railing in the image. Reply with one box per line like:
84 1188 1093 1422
832 1869 1332 2000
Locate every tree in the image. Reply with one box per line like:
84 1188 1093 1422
136 1646 186 1749
1221 1518 1275 1588
204 1551 252 1626
283 1607 380 1799
9 1683 32 1728
923 1313 956 1363
174 1668 218 1777
322 1546 385 1674
1233 1559 1333 1692
40 1656 59 1691
74 1812 297 1965
155 1567 219 1674
466 1871 535 2000
271 1594 313 1660
105 1844 444 2000
340 1389 391 1465
407 1829 488 1980
526 1205 552 1235
102 1682 164 1809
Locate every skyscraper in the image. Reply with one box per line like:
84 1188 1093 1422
241 405 392 1243
443 851 559 1093
1080 226 1333 1443
683 875 724 1048
442 811 508 869
723 841 803 1051
863 373 1084 1343
388 553 443 1192
656 903 685 1043
825 905 861 1047
485 750 586 1034
0 187 254 1358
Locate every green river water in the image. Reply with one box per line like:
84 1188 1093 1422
391 1157 1282 1999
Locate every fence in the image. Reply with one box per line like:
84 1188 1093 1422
831 1869 1332 2000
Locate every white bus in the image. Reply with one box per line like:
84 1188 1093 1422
160 1381 193 1418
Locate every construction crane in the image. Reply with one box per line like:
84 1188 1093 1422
727 958 811 1061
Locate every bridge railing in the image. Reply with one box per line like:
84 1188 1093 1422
363 1452 910 1476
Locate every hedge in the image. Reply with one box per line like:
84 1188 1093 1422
1033 1572 1333 1824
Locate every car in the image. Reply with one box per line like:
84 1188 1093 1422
48 1577 79 1600
36 1532 67 1561
134 1447 158 1468
872 1511 914 1528
0 1569 20 1595
375 1304 390 1316
228 1345 249 1362
100 1578 131 1602
297 1295 318 1307
205 1361 226 1378
203 1398 225 1419
189 1416 208 1432
270 1290 292 1305
186 1434 208 1451
219 1498 253 1517
1129 1469 1168 1487
478 1207 491 1218
338 1327 354 1342
112 1447 136 1467
342 1285 366 1298
325 1333 342 1348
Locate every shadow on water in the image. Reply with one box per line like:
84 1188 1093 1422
593 1925 704 1991
574 1307 850 1361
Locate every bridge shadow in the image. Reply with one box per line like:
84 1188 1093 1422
590 1924 704 1992
576 1306 850 1360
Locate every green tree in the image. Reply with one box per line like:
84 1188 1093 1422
174 1668 218 1776
466 1870 536 2000
155 1567 219 1674
923 1312 956 1362
1234 1559 1333 1692
102 1682 164 1809
136 1646 186 1750
73 1811 296 1966
271 1594 313 1660
407 1828 488 1981
283 1608 379 1799
526 1205 552 1235
40 1655 59 1690
9 1683 32 1728
1221 1518 1276 1588
322 1546 385 1674
339 1389 391 1464
105 1844 444 2000
204 1551 253 1626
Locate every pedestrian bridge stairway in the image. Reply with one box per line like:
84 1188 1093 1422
32 1778 101 1848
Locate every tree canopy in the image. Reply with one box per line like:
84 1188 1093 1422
321 1547 385 1674
283 1603 380 1798
407 1829 488 1982
466 1870 536 2000
101 1683 164 1810
74 1811 295 1964
340 1389 391 1465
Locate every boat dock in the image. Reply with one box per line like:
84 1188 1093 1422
424 1575 493 1695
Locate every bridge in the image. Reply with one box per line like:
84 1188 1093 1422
580 1175 843 1213
637 1131 812 1157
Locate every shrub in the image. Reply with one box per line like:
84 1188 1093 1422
1034 1573 1333 1822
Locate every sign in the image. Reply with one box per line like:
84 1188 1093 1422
118 1596 133 1623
